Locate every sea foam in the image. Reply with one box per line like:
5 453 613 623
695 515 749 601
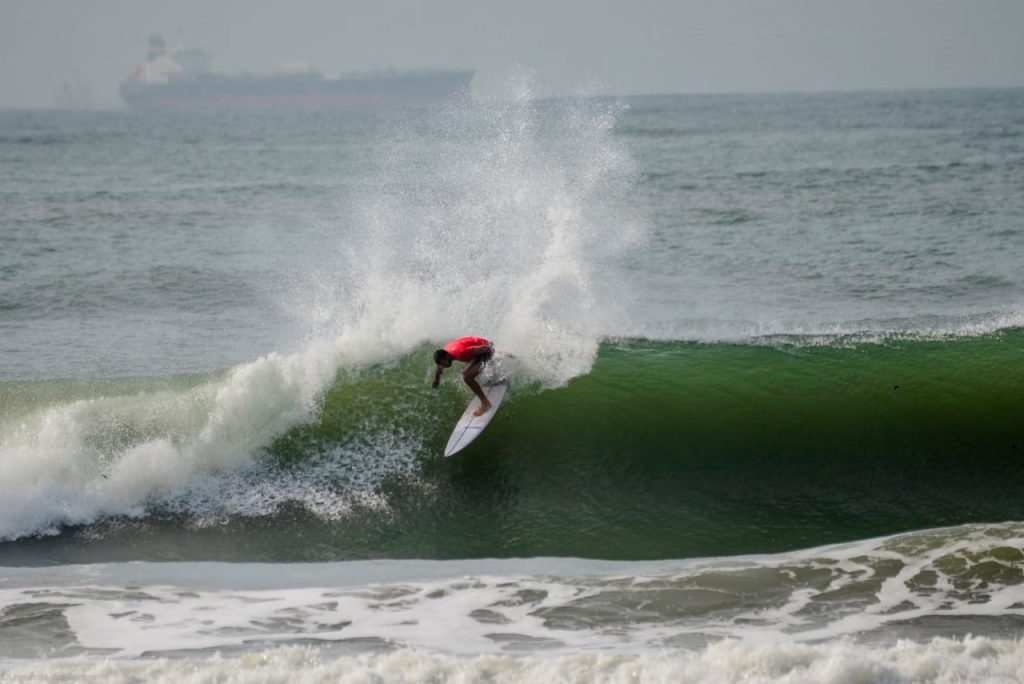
2 523 1021 658
3 638 1024 684
3 523 1024 681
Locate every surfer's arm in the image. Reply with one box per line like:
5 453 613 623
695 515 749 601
431 366 444 389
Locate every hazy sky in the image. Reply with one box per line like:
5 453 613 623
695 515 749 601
2 0 1022 108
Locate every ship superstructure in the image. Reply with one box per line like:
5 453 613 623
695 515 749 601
120 35 472 109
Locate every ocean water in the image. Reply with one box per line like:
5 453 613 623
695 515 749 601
1 85 1023 681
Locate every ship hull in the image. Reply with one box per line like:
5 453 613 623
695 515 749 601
121 70 473 109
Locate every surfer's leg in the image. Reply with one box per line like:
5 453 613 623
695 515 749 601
463 359 492 416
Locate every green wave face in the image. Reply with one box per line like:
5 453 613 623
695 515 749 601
254 331 1023 561
2 332 1022 562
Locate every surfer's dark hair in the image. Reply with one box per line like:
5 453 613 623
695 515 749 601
433 349 450 365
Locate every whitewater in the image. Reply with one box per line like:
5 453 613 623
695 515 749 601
1 80 643 542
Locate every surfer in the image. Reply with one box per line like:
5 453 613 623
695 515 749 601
432 337 494 416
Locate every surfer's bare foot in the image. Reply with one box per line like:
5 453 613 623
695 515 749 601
474 401 492 417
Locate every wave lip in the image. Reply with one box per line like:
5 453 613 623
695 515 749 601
626 308 1024 346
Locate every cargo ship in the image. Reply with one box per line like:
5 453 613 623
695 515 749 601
120 35 473 109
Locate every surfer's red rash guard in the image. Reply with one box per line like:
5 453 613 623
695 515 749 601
443 337 492 362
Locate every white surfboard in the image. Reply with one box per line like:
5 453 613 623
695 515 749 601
444 381 509 457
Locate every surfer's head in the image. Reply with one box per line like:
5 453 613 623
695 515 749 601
433 349 453 367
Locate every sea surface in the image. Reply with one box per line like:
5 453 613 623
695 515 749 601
1 85 1023 681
